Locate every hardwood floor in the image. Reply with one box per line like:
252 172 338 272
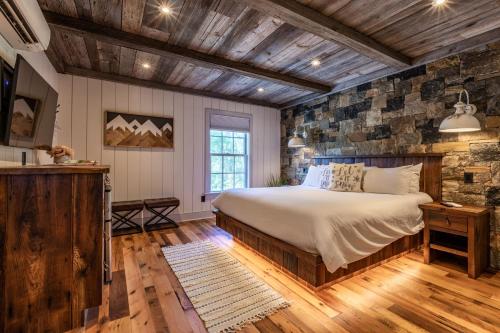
74 219 500 333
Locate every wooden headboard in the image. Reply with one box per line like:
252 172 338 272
311 153 443 201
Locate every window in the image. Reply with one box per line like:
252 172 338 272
209 130 249 192
206 110 251 194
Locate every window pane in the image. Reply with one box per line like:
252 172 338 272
234 138 245 154
234 132 245 138
210 130 222 137
223 174 234 190
211 155 222 173
222 136 233 154
211 174 222 192
210 136 222 154
234 174 245 189
222 131 234 138
223 156 234 173
235 156 245 173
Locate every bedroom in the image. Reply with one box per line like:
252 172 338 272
0 0 499 332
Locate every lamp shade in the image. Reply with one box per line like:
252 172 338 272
439 113 481 133
439 89 481 133
287 135 305 148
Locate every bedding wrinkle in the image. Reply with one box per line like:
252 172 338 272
213 186 432 272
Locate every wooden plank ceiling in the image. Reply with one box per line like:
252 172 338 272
39 0 500 108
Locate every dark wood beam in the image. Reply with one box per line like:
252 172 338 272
43 11 330 93
239 0 411 69
64 66 281 108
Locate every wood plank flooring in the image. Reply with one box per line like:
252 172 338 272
73 219 500 333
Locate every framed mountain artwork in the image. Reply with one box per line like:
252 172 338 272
104 111 174 148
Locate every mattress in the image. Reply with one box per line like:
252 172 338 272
212 186 433 273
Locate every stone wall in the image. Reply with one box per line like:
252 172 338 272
281 43 500 269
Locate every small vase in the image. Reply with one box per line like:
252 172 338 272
54 155 70 164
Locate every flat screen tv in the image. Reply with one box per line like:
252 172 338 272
4 55 58 149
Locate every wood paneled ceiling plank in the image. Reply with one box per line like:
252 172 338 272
43 11 331 93
63 66 280 108
412 27 500 66
122 0 147 33
402 9 500 57
371 0 493 51
239 0 411 69
167 0 214 48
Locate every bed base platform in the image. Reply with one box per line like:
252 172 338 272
215 209 422 290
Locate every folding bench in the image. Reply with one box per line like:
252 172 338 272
143 197 180 231
111 200 144 236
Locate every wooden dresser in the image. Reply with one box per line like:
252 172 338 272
0 165 109 332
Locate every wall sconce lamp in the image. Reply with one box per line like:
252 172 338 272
288 128 307 148
439 89 481 133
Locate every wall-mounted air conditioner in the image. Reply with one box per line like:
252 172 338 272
0 0 50 52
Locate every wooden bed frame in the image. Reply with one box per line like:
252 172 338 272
214 154 443 289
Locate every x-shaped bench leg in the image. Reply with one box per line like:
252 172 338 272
112 209 143 235
143 205 178 231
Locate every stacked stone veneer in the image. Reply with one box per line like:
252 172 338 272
281 43 500 269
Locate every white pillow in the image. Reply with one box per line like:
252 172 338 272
302 165 322 187
397 163 422 193
363 167 411 195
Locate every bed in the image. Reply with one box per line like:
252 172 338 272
213 154 443 289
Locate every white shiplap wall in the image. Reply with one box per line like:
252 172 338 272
56 74 281 219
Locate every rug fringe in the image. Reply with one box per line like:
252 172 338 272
217 301 291 333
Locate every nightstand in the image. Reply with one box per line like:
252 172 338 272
419 202 490 279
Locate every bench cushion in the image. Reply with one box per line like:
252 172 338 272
144 197 180 209
112 200 144 211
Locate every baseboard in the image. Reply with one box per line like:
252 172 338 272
172 211 214 223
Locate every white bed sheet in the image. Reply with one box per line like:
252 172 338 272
212 186 432 273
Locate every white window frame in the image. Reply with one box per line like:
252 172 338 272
205 109 252 199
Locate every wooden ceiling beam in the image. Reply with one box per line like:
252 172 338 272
64 66 281 108
43 11 331 93
239 0 411 69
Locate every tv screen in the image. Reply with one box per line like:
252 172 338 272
5 55 58 149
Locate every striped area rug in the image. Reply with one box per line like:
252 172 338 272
162 240 289 333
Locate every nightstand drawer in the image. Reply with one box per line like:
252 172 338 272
428 212 467 233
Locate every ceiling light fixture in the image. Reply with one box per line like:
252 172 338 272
439 89 480 133
257 87 264 92
311 59 321 67
142 63 151 69
160 5 171 14
432 0 446 6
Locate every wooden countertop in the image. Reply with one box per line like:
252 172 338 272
0 165 110 175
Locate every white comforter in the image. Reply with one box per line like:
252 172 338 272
212 186 432 273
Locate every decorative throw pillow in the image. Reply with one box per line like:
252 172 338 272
318 165 332 189
302 165 322 187
329 163 364 192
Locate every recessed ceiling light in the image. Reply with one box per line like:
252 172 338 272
160 5 171 14
142 63 151 69
432 0 446 6
311 59 321 67
257 87 264 92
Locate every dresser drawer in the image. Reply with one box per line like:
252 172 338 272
428 212 467 233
